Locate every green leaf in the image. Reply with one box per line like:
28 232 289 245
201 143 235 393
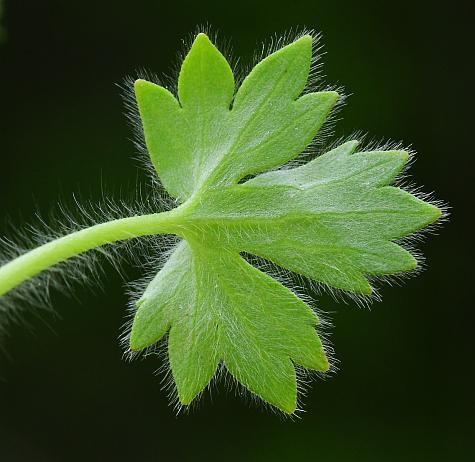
135 33 337 201
131 33 441 413
132 241 326 412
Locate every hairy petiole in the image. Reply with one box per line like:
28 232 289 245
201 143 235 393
0 207 188 297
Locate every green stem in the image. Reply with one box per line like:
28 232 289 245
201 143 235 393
0 209 183 297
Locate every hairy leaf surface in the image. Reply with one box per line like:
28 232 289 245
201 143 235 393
131 33 441 413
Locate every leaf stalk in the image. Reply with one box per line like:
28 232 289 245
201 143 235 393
0 209 183 297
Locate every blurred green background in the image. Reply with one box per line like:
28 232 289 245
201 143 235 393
0 0 472 460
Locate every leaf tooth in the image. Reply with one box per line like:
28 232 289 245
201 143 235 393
233 33 313 111
178 31 234 109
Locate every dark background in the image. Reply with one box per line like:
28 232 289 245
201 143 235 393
0 1 473 460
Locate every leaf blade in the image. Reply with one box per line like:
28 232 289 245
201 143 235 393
131 33 442 412
131 241 327 413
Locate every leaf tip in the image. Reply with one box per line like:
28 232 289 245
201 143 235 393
129 330 144 352
192 32 213 49
282 402 297 414
320 354 331 373
419 200 444 228
296 33 313 47
428 204 443 224
134 78 155 97
278 33 313 61
177 388 199 407
397 150 410 164
273 391 297 414
408 254 418 270
388 150 410 171
325 90 340 104
347 139 361 149
178 395 192 406
307 354 331 374
134 78 147 89
129 303 154 351
361 284 373 296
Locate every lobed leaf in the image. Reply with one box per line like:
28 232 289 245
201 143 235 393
131 33 442 413
131 241 326 412
135 34 338 201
